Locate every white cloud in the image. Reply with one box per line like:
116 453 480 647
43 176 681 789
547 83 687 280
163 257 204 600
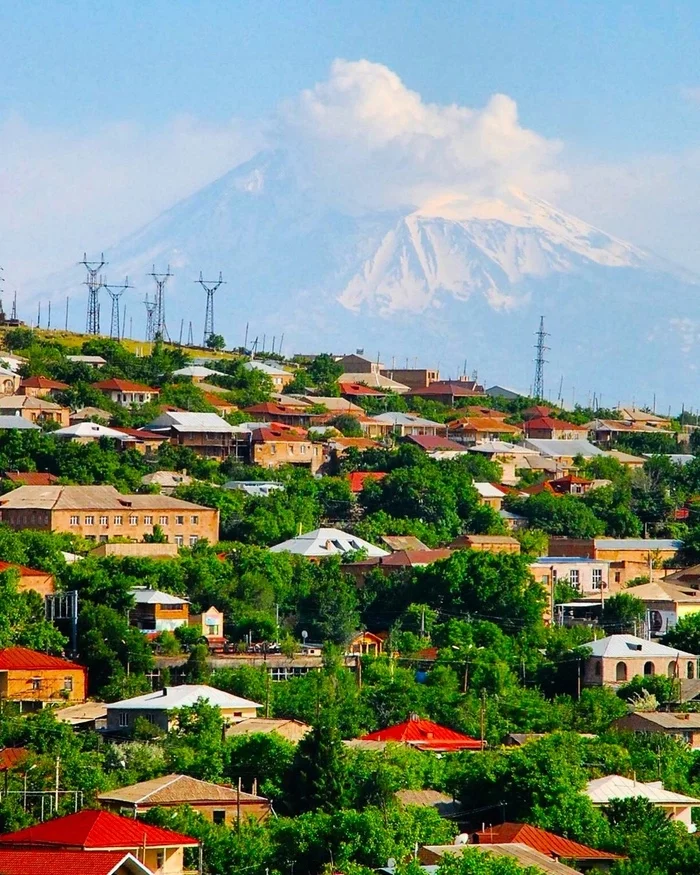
0 114 262 285
276 59 567 211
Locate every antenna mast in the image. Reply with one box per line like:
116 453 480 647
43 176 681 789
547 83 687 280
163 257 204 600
195 271 225 347
532 315 549 401
80 252 106 335
104 277 131 340
148 265 172 341
11 290 17 322
143 295 157 343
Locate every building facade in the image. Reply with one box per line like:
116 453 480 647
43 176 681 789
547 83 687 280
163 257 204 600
0 647 86 711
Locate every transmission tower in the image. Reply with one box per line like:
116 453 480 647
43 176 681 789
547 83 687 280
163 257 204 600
104 277 131 340
195 271 225 347
532 315 550 400
148 265 172 341
10 290 17 322
80 252 106 335
143 295 157 343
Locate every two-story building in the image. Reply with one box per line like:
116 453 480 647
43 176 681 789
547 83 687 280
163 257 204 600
131 589 190 633
92 378 159 407
547 537 682 588
0 395 69 426
250 424 322 474
530 556 612 597
370 412 446 437
0 484 219 545
17 375 69 398
0 646 86 711
143 411 246 461
524 416 589 440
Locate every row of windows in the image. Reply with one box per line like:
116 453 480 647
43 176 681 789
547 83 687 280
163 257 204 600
267 444 319 455
29 677 73 691
552 568 604 588
599 660 696 681
68 514 199 526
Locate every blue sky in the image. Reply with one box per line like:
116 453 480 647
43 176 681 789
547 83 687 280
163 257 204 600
2 0 700 280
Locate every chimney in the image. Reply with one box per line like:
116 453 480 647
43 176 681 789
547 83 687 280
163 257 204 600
162 686 168 697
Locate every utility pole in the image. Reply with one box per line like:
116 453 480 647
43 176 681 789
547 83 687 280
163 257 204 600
80 252 106 335
532 316 549 400
196 271 225 347
104 277 131 341
64 296 69 331
148 265 172 341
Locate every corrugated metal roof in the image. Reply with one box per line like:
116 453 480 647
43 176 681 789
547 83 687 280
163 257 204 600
594 538 681 550
0 849 151 875
144 412 235 433
372 412 440 427
421 844 582 875
131 589 189 606
269 527 389 557
98 773 266 806
0 417 41 431
523 439 604 457
474 823 620 860
360 717 481 749
582 634 697 658
0 485 212 512
587 774 700 805
0 647 83 672
107 684 261 711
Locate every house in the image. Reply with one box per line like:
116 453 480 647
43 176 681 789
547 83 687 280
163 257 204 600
524 416 589 440
242 360 294 389
586 774 700 830
522 439 604 465
419 843 583 875
326 436 380 454
447 417 522 445
17 376 69 398
473 822 620 871
547 537 682 587
0 647 86 711
407 379 485 404
0 368 21 395
270 527 389 558
53 422 139 446
343 549 453 586
297 395 366 415
486 385 528 401
3 472 59 487
337 372 410 393
66 354 107 366
91 543 179 559
0 747 28 772
69 406 112 425
189 606 225 644
403 434 469 456
347 631 385 656
106 685 261 732
131 589 190 633
371 412 446 437
55 701 108 731
140 471 193 494
612 712 700 749
92 378 159 407
581 634 699 687
171 365 227 382
623 579 700 636
0 396 69 427
202 392 238 415
339 382 386 400
336 353 384 373
0 849 152 875
223 480 284 497
587 418 674 446
604 449 647 468
242 402 325 427
250 424 323 474
450 534 521 554
225 717 312 743
0 809 198 875
395 789 461 818
537 475 598 495
0 484 219 545
530 557 612 598
357 715 482 751
99 773 272 824
378 368 440 390
617 407 673 428
473 482 508 510
110 428 169 456
142 411 244 460
0 561 55 597
348 471 387 493
381 535 431 552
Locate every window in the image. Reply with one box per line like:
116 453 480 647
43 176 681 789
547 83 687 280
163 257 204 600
69 515 79 526
30 678 41 690
84 515 94 525
212 810 226 825
594 661 601 676
189 535 199 546
688 662 695 680
114 515 123 525
155 851 165 870
615 662 627 682
159 516 168 525
300 444 307 454
64 677 73 691
99 515 108 525
569 569 579 588
669 661 679 678
288 444 294 454
644 661 655 676
191 515 199 524
269 444 276 454
176 515 184 525
118 711 129 728
174 535 183 546
592 568 603 590
129 515 138 525
615 571 621 583
144 515 153 525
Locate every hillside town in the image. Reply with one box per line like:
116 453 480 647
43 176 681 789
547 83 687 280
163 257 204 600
0 325 695 874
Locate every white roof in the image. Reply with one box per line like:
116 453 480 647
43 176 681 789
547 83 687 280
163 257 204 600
0 416 40 430
473 482 506 499
224 481 284 497
54 422 136 441
582 634 697 659
140 471 193 487
144 412 235 433
132 588 189 606
67 355 107 364
172 365 227 378
270 527 389 557
523 439 604 458
594 538 681 551
338 372 410 392
468 441 538 455
586 774 700 806
107 684 262 711
243 360 290 377
372 412 440 427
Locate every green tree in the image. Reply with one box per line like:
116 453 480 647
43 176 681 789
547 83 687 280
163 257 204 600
600 593 646 635
184 644 211 683
286 708 350 813
206 334 226 351
663 611 700 654
329 414 363 437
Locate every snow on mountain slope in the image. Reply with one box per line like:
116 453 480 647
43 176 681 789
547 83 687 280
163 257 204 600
27 150 700 406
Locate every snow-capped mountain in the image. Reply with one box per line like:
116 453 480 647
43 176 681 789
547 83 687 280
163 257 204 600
31 150 700 407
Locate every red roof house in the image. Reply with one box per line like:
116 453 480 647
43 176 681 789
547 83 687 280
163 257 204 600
524 417 588 440
348 472 387 493
0 809 198 875
358 715 481 751
91 380 159 408
0 647 87 708
18 376 69 397
338 382 385 398
3 472 59 486
474 822 621 864
404 435 467 453
0 747 28 772
0 849 151 875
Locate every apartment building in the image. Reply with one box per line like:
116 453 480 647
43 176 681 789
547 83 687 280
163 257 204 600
0 485 219 545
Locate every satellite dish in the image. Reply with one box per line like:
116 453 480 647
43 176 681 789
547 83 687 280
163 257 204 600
301 630 308 640
455 833 470 846
387 859 396 869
